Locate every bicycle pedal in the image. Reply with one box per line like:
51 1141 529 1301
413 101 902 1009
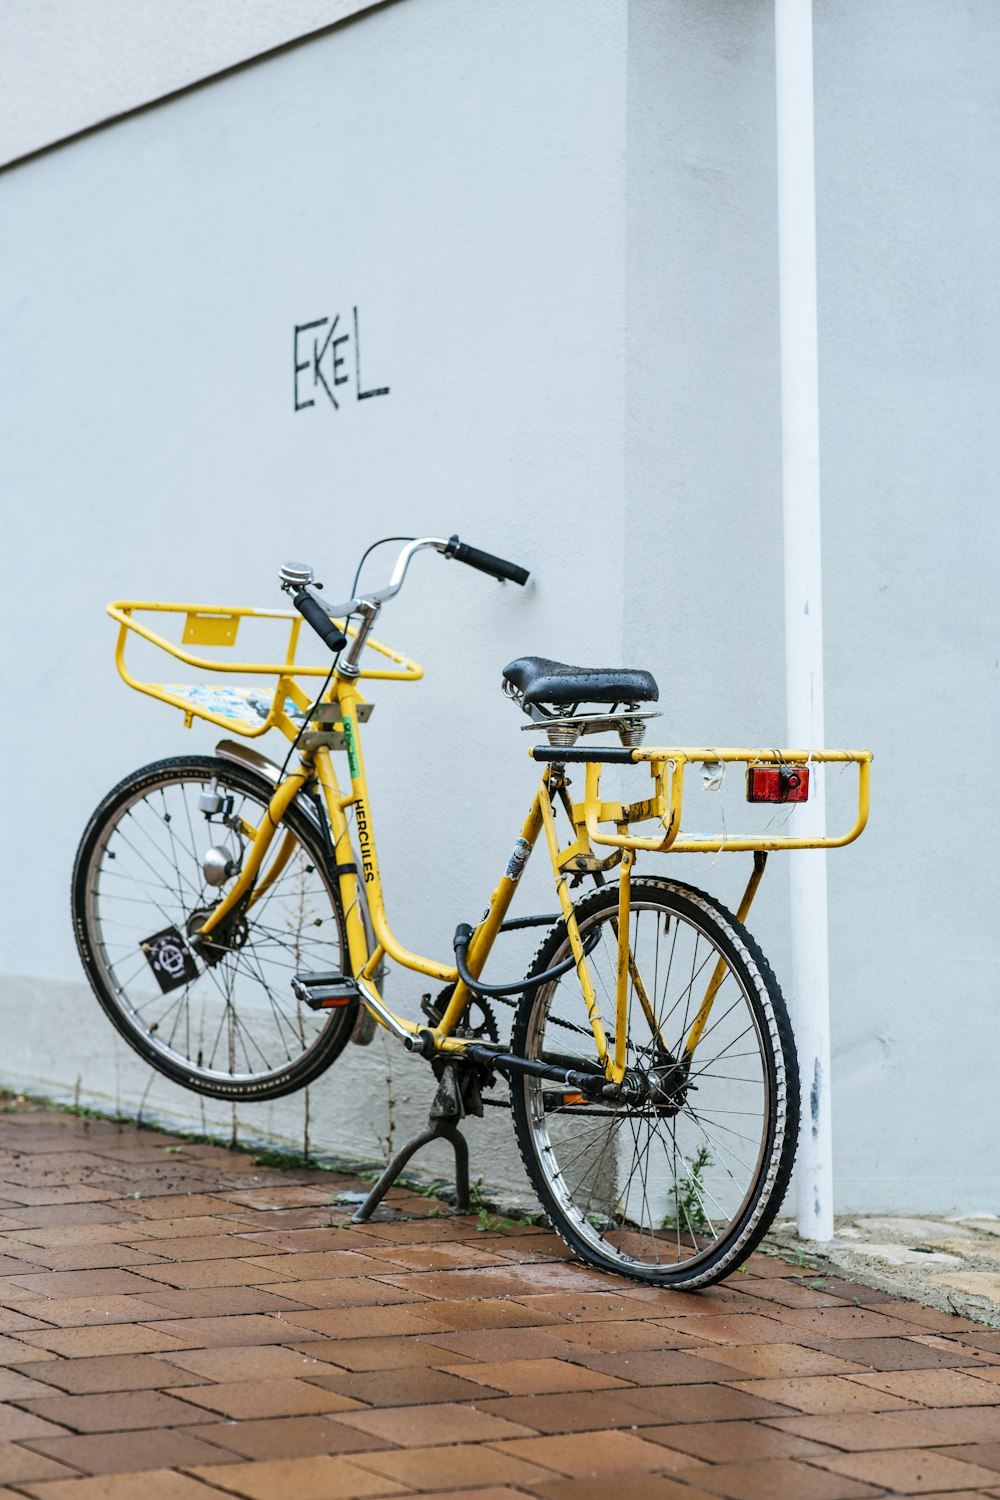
291 971 359 1009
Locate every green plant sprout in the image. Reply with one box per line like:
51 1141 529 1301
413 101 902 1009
662 1145 713 1234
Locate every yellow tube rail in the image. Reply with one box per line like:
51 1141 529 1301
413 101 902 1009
529 744 871 856
107 598 423 738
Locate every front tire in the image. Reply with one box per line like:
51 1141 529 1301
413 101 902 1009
510 877 799 1287
72 756 356 1100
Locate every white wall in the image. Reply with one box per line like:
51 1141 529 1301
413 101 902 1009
625 0 1000 1212
2 0 997 1212
0 0 382 166
0 0 628 1193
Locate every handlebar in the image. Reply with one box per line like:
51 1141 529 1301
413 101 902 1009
291 589 348 653
283 532 530 656
443 535 530 586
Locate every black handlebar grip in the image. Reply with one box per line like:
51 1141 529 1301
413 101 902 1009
445 535 529 586
292 590 349 653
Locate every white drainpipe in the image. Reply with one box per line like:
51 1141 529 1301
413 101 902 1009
774 0 833 1242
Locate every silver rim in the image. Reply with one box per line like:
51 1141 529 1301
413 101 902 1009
82 767 347 1090
521 890 785 1279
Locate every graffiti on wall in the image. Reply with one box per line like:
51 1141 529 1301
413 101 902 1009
293 306 390 413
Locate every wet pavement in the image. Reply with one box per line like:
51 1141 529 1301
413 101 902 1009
0 1100 997 1497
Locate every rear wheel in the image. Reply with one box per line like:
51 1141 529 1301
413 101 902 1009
510 877 799 1287
72 755 355 1100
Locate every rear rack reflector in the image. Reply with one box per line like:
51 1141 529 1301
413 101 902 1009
746 765 809 804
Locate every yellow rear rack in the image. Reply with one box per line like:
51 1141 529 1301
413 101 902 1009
529 743 871 856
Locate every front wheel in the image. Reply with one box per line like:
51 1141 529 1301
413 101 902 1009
72 755 356 1100
510 877 799 1288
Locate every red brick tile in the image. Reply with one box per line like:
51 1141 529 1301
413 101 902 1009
917 1407 1000 1443
20 1389 208 1432
169 1378 363 1420
125 1218 257 1241
547 1319 703 1353
122 1286 313 1317
845 1367 1000 1405
14 1325 189 1358
508 1291 671 1322
527 1477 722 1500
21 1426 235 1474
776 1305 931 1339
126 1258 291 1288
160 1346 338 1382
812 1447 1000 1493
486 1429 697 1477
287 1335 475 1372
0 1407 67 1442
11 1354 206 1394
141 1314 329 1348
804 1275 898 1305
643 1420 834 1462
305 1366 495 1406
557 1348 753 1385
188 1454 410 1497
1 1224 139 1248
180 1414 388 1460
6 1243 169 1272
624 1383 798 1424
739 1278 850 1309
4 1269 165 1298
241 1251 398 1280
822 1336 1000 1371
0 1443 78 1485
418 1490 557 1500
682 1311 837 1345
932 1440 1000 1471
441 1357 630 1395
678 1343 869 1379
119 1234 261 1260
419 1327 603 1364
216 1187 338 1211
764 1409 960 1451
349 1442 553 1490
357 1242 505 1271
473 1390 661 1433
337 1400 534 1446
0 1253 45 1274
0 1293 175 1327
0 1369 61 1400
242 1229 381 1254
0 1344 58 1368
125 1193 248 1219
0 1309 51 1334
271 1304 455 1339
256 1276 426 1310
678 1457 882 1498
372 1267 545 1300
728 1376 919 1414
21 1469 234 1497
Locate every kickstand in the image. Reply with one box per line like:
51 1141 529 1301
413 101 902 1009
351 1061 481 1224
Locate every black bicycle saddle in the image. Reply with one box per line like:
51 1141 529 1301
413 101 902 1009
502 656 659 708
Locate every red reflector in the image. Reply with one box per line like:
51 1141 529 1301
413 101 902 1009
746 765 810 803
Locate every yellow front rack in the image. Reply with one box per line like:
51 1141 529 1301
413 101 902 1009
107 599 423 739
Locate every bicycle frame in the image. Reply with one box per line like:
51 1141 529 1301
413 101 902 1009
191 667 871 1087
107 582 870 1090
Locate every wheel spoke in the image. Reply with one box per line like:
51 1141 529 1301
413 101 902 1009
511 879 797 1286
76 760 352 1100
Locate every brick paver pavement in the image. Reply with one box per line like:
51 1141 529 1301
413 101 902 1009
0 1103 997 1498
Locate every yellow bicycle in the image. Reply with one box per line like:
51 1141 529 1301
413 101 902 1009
73 534 871 1286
